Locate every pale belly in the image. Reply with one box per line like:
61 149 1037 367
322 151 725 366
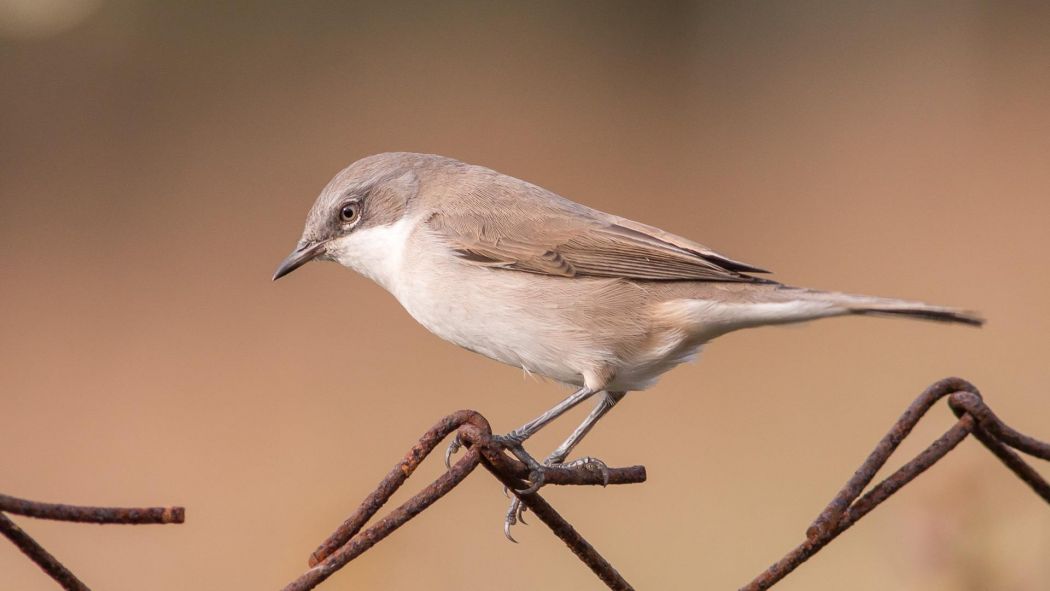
393 264 592 386
388 257 704 391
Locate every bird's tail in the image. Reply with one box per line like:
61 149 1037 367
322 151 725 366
782 287 985 327
656 283 983 341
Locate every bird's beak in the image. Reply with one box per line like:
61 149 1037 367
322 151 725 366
273 240 327 281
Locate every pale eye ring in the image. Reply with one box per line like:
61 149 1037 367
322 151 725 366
339 202 359 223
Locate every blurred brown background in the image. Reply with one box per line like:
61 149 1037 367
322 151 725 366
2 1 1049 589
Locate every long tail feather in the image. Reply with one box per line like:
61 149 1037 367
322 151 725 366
794 288 985 327
850 303 984 326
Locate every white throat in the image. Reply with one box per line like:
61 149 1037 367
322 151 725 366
327 217 414 294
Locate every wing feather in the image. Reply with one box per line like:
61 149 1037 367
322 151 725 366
425 179 769 283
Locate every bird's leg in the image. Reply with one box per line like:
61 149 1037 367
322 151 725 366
544 391 626 468
504 391 627 541
492 386 598 497
445 386 596 469
499 386 598 446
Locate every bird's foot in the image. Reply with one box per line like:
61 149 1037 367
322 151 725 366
561 455 611 487
489 432 547 543
500 454 611 541
446 430 547 493
492 432 547 495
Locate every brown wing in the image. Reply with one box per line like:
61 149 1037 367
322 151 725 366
425 189 769 282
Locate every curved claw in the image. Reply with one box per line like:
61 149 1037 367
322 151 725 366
503 500 522 543
566 456 611 486
504 497 530 542
503 520 518 543
515 468 547 495
444 434 462 469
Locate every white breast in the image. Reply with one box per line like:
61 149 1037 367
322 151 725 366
333 223 597 386
327 218 416 295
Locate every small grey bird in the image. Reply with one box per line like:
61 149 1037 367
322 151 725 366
274 152 981 537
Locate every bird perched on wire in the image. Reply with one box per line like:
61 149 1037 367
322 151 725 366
273 152 982 539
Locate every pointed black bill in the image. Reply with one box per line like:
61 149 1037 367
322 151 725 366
272 241 326 281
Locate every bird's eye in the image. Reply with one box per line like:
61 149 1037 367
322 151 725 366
339 203 359 223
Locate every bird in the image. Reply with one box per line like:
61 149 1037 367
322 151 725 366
273 152 982 539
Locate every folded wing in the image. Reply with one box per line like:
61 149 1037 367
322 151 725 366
426 189 769 282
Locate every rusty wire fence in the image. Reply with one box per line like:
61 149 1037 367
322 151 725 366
3 377 1048 590
0 495 183 591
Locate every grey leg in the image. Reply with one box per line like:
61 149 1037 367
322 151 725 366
501 386 597 444
491 386 598 494
444 386 596 469
545 391 627 465
504 391 628 541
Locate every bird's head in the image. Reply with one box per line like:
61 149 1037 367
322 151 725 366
272 152 427 281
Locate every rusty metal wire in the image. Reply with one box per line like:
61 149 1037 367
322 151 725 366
282 409 646 591
7 378 1043 590
0 493 184 591
281 377 1050 591
0 513 88 591
741 377 1050 590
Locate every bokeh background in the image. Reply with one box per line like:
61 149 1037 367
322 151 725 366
3 1 1049 589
